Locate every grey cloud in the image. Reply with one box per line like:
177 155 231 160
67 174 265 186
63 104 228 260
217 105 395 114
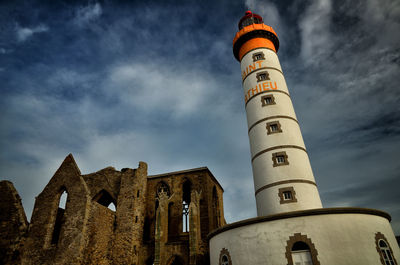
73 3 102 27
1 0 399 236
299 0 332 66
15 24 48 42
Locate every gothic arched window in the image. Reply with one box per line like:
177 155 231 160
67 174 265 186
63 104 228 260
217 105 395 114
156 181 170 197
182 180 191 232
51 188 68 245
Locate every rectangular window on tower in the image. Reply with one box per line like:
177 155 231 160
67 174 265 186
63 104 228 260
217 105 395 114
252 52 265 62
283 191 292 200
276 156 285 163
278 187 297 204
261 94 276 107
266 121 282 135
272 151 289 167
256 71 270 82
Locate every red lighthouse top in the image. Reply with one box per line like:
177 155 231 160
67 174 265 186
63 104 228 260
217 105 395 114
233 11 280 61
238 11 264 29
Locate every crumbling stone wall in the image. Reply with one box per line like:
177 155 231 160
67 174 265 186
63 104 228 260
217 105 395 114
0 181 28 265
144 169 225 265
84 203 115 265
113 163 148 264
21 154 91 265
2 154 225 265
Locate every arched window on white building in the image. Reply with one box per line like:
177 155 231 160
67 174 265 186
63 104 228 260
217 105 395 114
375 232 398 265
221 255 229 265
219 248 232 265
291 241 313 265
378 239 397 265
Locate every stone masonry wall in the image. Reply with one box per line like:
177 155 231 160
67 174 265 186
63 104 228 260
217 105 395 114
3 154 224 265
21 154 91 265
0 181 28 265
83 203 115 265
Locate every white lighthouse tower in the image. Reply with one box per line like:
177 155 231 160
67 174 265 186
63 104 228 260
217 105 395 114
233 11 322 216
208 11 399 265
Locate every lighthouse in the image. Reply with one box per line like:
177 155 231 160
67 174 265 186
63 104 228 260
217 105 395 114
208 11 399 265
233 11 322 216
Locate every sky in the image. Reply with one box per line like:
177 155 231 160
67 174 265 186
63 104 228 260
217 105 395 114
1 0 399 235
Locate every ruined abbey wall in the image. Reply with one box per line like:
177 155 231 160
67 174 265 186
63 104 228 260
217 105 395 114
0 154 225 265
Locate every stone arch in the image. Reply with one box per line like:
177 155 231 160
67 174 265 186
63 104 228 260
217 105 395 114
22 154 91 264
92 189 117 211
285 233 320 265
156 181 170 197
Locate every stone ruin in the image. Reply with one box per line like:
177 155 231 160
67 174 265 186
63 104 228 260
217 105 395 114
0 154 225 265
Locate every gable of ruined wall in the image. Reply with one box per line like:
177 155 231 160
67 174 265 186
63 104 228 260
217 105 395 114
21 154 91 265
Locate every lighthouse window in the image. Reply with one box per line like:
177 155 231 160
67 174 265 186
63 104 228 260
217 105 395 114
266 121 282 134
272 151 289 167
283 191 292 200
279 187 297 204
261 94 276 106
375 233 397 265
219 248 232 265
253 52 265 62
276 155 285 163
221 255 229 265
256 71 270 82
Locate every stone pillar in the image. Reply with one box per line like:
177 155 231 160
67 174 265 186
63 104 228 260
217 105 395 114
132 162 148 265
154 190 173 265
189 190 202 265
113 162 148 264
154 209 161 265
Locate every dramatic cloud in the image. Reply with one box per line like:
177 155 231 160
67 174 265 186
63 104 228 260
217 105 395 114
299 0 332 65
73 3 102 27
1 0 399 236
15 24 48 42
107 62 216 117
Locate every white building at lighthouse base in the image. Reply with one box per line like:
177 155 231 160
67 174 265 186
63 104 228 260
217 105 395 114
209 208 399 265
